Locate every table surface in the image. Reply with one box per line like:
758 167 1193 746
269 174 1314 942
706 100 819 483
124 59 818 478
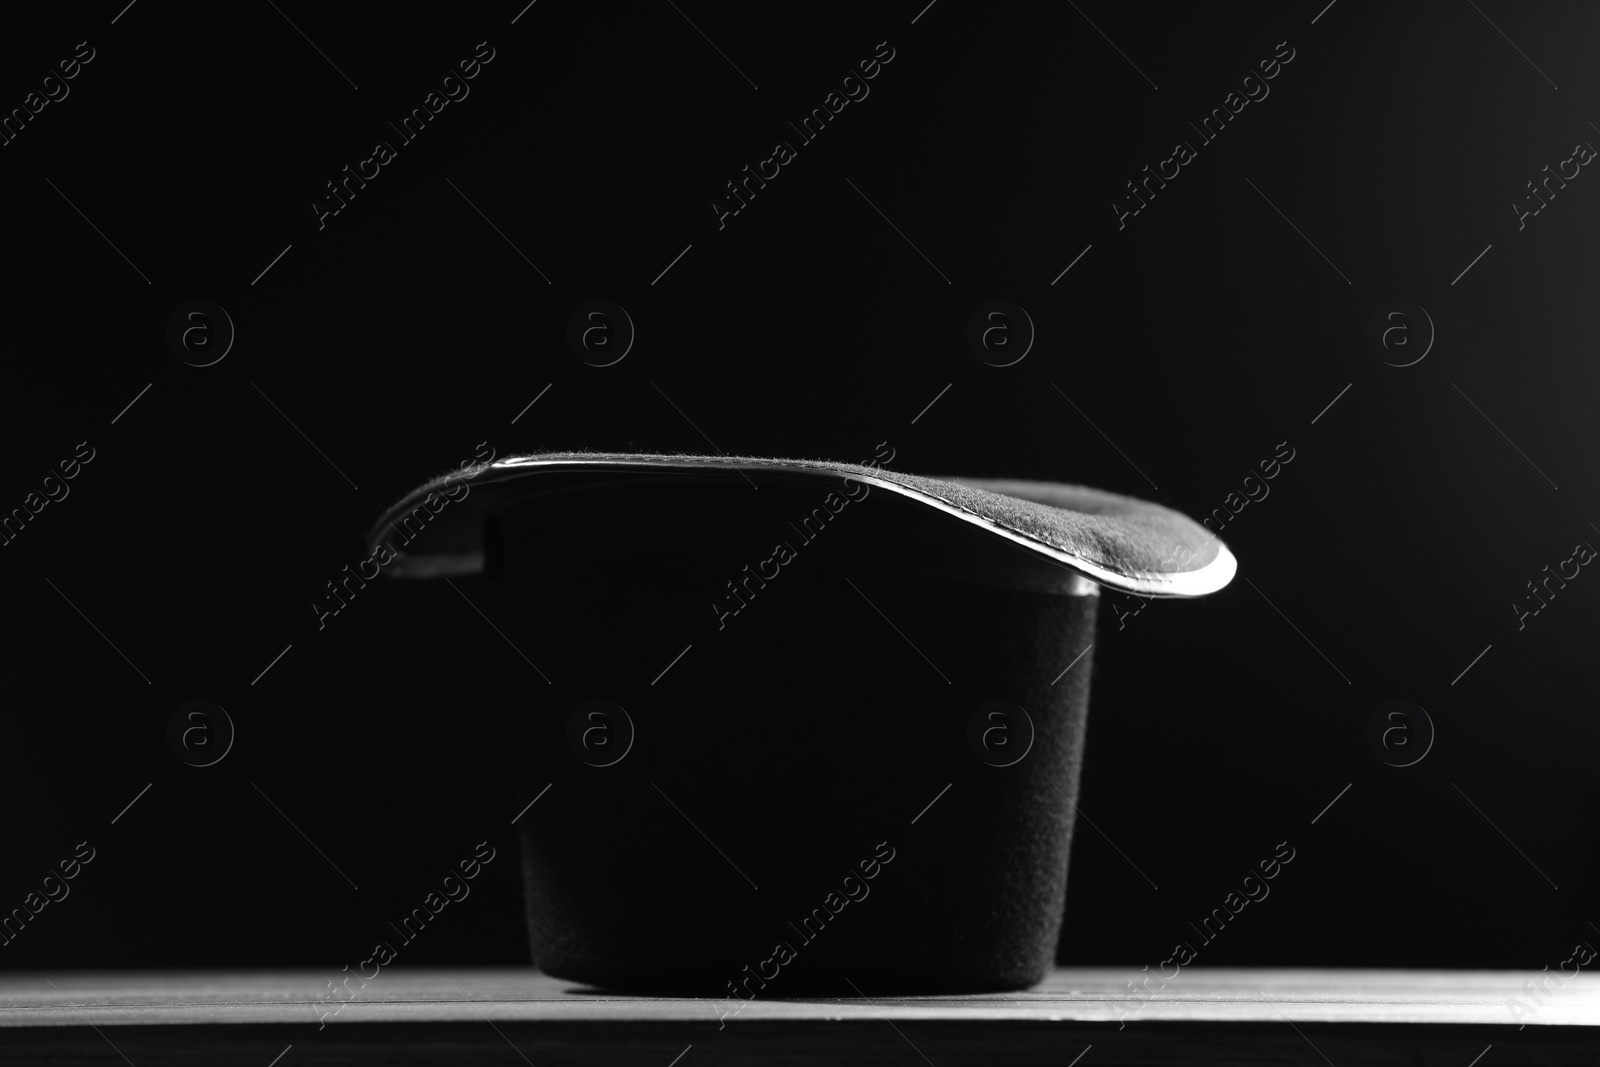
1 966 1594 1026
4 968 1595 1066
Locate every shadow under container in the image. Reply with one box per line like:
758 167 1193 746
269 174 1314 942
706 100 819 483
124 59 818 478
369 453 1235 995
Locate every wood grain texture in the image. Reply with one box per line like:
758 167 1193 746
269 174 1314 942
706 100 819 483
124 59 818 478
0 968 1593 1066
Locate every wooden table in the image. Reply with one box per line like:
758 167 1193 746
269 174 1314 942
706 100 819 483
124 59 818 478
1 967 1595 1064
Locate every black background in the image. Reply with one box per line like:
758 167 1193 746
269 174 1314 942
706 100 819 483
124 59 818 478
2 0 1597 972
